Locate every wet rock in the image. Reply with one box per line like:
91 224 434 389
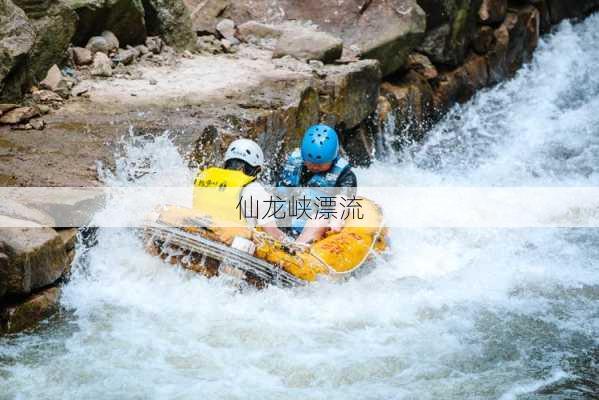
273 27 343 64
91 52 112 77
39 65 70 98
0 228 68 296
478 0 507 24
406 53 438 80
57 228 78 252
216 18 237 42
113 48 137 65
382 70 434 141
486 23 509 84
318 60 381 129
72 47 93 65
488 6 539 83
0 286 61 334
32 89 63 104
185 0 229 33
195 35 223 54
545 0 599 24
0 106 40 124
473 25 495 55
143 0 196 51
417 0 483 66
70 0 147 46
145 36 163 54
101 30 120 51
461 54 489 96
0 0 35 101
86 36 112 54
530 0 551 34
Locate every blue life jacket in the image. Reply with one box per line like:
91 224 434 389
279 148 351 235
280 148 351 188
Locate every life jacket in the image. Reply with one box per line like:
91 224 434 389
280 148 351 188
279 148 351 234
193 167 256 225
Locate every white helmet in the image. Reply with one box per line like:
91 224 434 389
224 139 265 167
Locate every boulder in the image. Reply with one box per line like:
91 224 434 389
416 0 483 66
145 36 163 54
478 0 507 24
101 30 119 50
32 89 63 104
318 60 381 129
0 106 39 124
143 0 196 50
39 64 70 97
0 103 18 113
237 21 283 48
529 0 551 34
545 0 599 23
184 0 229 33
486 23 509 84
113 48 137 65
473 25 495 55
86 36 112 54
216 18 237 42
273 27 343 64
72 46 93 65
382 70 434 141
14 0 77 90
406 53 438 80
0 228 68 296
195 35 223 54
70 0 147 46
222 0 426 76
0 0 36 100
91 52 112 77
1 286 61 334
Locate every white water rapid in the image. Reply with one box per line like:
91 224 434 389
1 14 598 400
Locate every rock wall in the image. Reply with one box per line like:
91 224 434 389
1 0 598 334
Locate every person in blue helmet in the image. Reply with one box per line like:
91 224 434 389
279 124 357 244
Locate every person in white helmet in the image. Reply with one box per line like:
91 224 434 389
193 138 288 241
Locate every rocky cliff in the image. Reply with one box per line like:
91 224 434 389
1 0 598 333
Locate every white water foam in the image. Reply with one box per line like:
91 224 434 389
1 14 599 400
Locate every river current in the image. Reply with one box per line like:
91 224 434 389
1 13 598 400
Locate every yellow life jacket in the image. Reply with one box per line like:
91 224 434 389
193 167 256 226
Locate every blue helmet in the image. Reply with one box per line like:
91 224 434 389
300 124 339 164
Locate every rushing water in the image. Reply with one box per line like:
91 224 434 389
2 15 599 400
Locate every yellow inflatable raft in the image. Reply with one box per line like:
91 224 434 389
143 199 387 287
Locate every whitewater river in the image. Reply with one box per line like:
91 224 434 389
1 14 598 400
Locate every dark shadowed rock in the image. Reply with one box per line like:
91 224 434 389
545 0 599 23
486 23 509 84
416 0 483 66
406 53 438 80
473 25 495 55
0 228 68 296
273 27 343 63
478 0 507 24
69 0 147 46
1 286 61 334
0 0 35 100
13 0 77 89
